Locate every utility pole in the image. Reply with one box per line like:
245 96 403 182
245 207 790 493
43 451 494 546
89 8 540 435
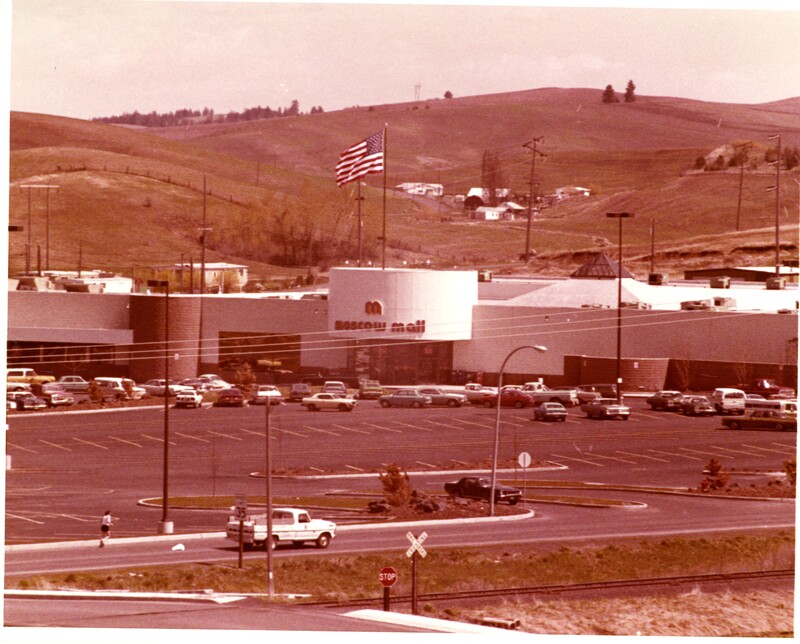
734 141 751 231
523 137 545 262
767 134 782 277
19 184 59 274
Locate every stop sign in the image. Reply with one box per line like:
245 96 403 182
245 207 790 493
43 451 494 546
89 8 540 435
379 566 398 587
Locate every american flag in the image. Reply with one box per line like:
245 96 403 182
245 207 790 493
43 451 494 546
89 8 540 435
336 131 384 187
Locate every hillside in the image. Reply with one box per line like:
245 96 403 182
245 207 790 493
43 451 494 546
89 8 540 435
8 88 800 282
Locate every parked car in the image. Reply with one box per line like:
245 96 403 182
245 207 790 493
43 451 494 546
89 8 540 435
32 383 75 407
580 383 619 399
198 374 231 390
570 386 602 405
721 410 796 432
646 390 684 411
534 401 568 422
709 388 746 415
214 388 247 407
54 375 91 393
679 395 716 416
321 381 348 396
417 387 468 407
7 391 48 411
179 378 215 393
175 389 204 409
287 382 312 402
301 392 357 412
581 398 631 420
251 385 284 405
479 387 535 409
378 389 433 408
140 379 193 397
92 377 147 400
357 379 384 400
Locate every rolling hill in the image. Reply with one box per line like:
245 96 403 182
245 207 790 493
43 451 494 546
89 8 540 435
8 88 800 283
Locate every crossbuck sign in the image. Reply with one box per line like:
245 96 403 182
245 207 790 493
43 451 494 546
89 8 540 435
406 531 427 558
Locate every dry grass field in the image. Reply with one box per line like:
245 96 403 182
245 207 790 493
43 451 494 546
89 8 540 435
8 88 800 281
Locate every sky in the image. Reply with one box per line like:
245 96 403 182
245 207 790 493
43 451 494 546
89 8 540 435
5 0 800 122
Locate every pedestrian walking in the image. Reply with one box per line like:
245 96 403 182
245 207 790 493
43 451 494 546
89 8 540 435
99 510 113 547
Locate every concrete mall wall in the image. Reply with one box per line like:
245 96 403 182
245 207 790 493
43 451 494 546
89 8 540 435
564 355 670 391
129 294 202 382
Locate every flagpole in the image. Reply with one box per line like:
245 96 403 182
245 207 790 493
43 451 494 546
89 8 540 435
382 125 387 270
357 181 363 267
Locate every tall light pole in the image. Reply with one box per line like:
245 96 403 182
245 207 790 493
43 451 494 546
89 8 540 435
490 344 547 517
606 212 634 403
19 184 59 274
148 279 173 535
265 396 284 598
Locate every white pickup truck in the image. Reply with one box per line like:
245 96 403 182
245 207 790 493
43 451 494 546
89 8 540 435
226 508 336 550
521 381 580 407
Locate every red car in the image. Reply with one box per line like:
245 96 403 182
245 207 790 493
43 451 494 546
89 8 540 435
480 387 534 409
214 388 246 407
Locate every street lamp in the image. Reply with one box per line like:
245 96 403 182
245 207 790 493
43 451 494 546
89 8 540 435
490 344 547 516
265 395 285 598
606 212 634 403
148 279 173 535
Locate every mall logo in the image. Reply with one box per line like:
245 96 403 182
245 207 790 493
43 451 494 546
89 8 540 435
364 300 383 315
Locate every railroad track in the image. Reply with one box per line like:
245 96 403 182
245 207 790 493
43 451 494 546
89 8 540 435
306 568 795 608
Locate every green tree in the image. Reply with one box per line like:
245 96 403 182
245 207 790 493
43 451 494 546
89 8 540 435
624 80 636 102
602 85 619 103
444 90 453 99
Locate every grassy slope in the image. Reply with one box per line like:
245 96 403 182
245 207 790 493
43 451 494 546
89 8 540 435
9 89 800 279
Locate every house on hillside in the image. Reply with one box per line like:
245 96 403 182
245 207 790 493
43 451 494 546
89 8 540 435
464 187 512 210
395 182 443 197
470 202 527 221
554 186 591 200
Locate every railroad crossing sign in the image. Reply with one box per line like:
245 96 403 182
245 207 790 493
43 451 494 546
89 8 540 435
379 566 398 587
406 531 427 558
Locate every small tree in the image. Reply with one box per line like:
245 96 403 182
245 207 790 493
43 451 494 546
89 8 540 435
783 458 796 486
235 362 256 395
379 464 414 507
602 85 619 104
624 80 636 103
88 380 105 404
700 458 729 492
444 90 453 99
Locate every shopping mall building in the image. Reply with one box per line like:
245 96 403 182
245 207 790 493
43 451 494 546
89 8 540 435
7 257 799 391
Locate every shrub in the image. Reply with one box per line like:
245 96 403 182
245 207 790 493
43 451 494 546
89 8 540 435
379 464 414 507
783 458 796 485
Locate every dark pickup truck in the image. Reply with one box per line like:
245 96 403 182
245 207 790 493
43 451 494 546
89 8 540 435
444 476 522 505
741 379 795 399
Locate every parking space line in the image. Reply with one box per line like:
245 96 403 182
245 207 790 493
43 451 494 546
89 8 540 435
742 443 796 455
72 437 109 450
303 426 342 436
581 452 638 464
207 430 242 441
108 436 143 448
7 442 39 453
772 442 796 449
550 453 605 467
5 512 45 525
174 431 209 443
679 447 735 459
648 449 702 461
616 450 670 463
239 428 265 437
275 428 309 438
421 419 464 431
456 419 493 430
37 439 71 452
332 424 372 435
710 445 767 458
392 421 433 433
140 434 177 445
364 423 403 434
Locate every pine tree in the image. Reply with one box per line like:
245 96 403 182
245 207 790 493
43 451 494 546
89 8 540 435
602 85 619 104
624 80 636 103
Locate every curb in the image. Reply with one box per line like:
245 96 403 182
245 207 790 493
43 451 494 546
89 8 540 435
4 511 534 553
2 588 249 604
